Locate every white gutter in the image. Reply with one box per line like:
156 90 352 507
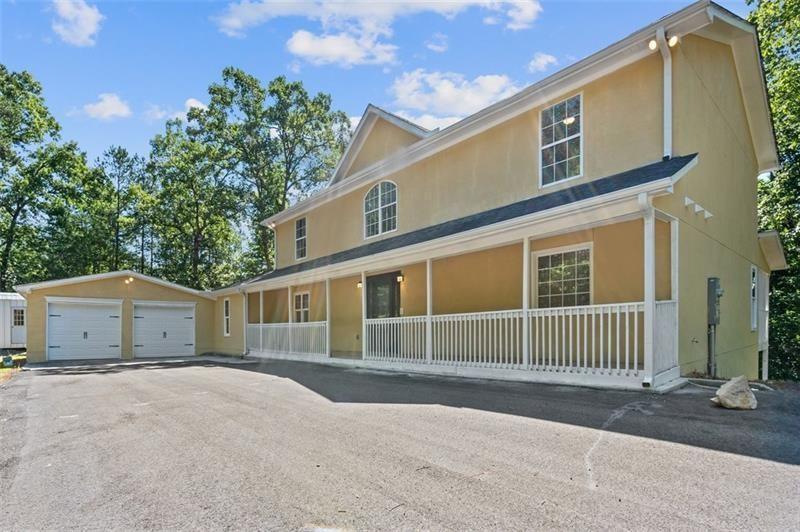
656 27 673 159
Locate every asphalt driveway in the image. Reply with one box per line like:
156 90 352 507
1 359 798 530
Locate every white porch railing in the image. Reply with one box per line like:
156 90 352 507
431 310 525 368
365 316 427 363
250 301 678 387
654 300 678 375
247 322 327 356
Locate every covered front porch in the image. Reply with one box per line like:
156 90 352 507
245 208 679 390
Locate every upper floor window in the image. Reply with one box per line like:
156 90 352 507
295 218 307 260
223 298 231 337
540 94 582 187
365 181 397 238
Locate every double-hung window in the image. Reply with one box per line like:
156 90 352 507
364 181 397 238
294 292 310 323
223 298 231 336
540 94 582 186
295 218 307 260
536 247 591 308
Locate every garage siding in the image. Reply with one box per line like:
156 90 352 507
23 277 217 363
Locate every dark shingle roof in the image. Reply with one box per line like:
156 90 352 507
248 154 696 284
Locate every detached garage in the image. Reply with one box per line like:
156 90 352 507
14 271 237 363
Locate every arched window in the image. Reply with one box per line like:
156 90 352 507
364 181 397 238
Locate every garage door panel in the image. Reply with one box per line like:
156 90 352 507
47 302 121 360
133 304 195 358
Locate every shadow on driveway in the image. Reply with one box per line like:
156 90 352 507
27 357 800 466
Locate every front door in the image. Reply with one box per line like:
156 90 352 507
10 306 25 345
366 271 401 319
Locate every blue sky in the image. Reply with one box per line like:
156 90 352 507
1 0 751 162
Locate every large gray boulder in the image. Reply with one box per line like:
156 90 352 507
711 375 758 410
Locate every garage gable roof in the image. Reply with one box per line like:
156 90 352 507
14 270 216 300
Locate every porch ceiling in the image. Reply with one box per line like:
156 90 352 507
241 154 697 291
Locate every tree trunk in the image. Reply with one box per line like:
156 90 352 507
0 204 24 292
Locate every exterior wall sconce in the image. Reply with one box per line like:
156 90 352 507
357 281 363 288
396 274 404 283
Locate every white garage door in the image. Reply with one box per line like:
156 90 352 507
133 302 195 358
47 300 122 360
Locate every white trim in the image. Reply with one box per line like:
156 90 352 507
131 300 197 308
360 271 367 358
538 92 584 189
45 296 124 305
294 217 308 261
643 206 656 384
656 27 673 159
532 242 594 308
17 270 214 300
522 238 530 367
425 259 432 364
363 180 398 240
263 2 730 227
325 279 331 357
750 264 758 332
223 297 231 337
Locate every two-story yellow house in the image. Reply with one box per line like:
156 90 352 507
212 0 786 390
16 0 786 391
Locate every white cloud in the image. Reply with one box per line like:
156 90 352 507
425 32 448 53
82 93 131 120
287 30 397 67
394 111 460 131
214 1 542 67
390 68 520 117
51 0 103 47
527 52 558 73
144 98 206 123
349 115 362 131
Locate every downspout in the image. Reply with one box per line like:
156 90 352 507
656 27 672 160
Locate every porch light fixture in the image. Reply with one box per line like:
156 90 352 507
357 281 363 288
648 39 658 51
668 35 679 47
396 274 404 283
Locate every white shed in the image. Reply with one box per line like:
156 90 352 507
0 292 26 349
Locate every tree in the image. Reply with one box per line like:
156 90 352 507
193 69 350 273
149 118 242 289
0 65 83 290
749 0 800 379
96 146 145 271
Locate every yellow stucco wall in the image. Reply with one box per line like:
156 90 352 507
275 54 663 269
330 275 362 355
345 118 423 178
653 35 768 379
213 292 245 356
23 276 218 363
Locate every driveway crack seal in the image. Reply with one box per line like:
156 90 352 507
584 401 655 490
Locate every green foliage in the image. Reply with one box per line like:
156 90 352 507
1 63 349 292
749 0 800 379
193 68 350 274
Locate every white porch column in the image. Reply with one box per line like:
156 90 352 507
287 285 293 353
259 290 263 352
643 209 656 385
426 259 432 364
361 272 367 359
522 237 530 368
242 289 248 355
325 278 331 357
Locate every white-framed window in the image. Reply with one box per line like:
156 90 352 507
12 308 25 327
295 217 307 260
750 265 758 331
294 292 310 323
535 245 591 308
364 181 397 238
540 94 582 187
223 298 231 337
